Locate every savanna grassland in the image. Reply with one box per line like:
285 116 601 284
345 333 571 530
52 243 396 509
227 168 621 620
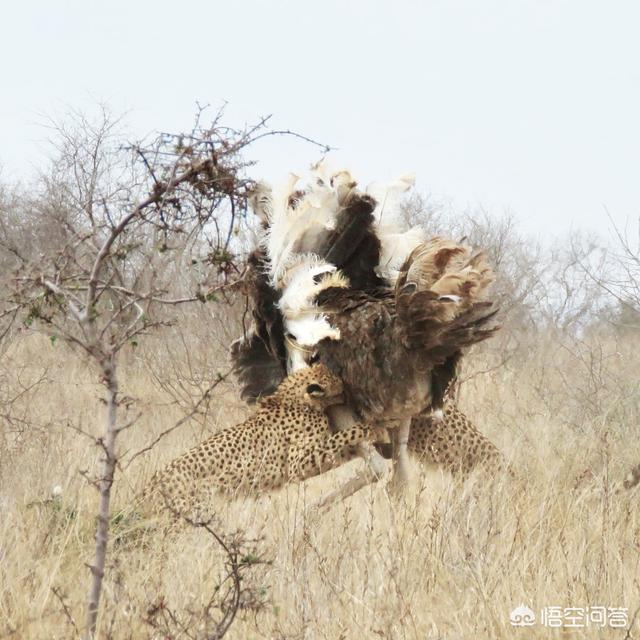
1 307 639 639
1 109 640 639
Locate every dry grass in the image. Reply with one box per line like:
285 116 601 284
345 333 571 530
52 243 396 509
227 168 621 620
1 329 640 639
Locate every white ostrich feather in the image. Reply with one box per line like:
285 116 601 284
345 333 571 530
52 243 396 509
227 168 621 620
365 173 426 283
262 166 427 287
266 165 353 368
309 158 332 184
277 256 347 366
265 169 342 285
287 347 311 373
376 225 428 283
293 183 339 249
248 181 274 225
331 169 355 189
286 315 341 346
265 160 359 286
311 159 357 194
263 173 300 279
284 312 341 373
366 173 416 226
278 259 338 320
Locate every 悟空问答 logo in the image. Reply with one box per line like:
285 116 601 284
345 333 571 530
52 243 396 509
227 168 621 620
510 604 536 627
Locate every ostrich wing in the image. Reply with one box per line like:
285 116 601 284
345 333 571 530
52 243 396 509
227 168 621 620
314 191 383 291
231 192 383 400
314 288 396 417
230 248 287 402
395 240 496 403
314 286 498 419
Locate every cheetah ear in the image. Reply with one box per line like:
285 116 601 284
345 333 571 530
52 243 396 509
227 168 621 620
306 383 325 398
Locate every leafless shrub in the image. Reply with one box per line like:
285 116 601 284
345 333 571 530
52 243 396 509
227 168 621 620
0 360 50 439
578 215 640 332
0 104 327 639
143 520 269 640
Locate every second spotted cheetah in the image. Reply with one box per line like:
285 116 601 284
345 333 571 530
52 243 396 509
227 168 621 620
375 400 511 479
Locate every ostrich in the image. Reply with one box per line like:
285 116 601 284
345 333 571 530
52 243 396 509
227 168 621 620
232 164 498 498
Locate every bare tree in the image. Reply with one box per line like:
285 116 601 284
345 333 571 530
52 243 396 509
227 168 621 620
0 105 324 639
582 215 640 331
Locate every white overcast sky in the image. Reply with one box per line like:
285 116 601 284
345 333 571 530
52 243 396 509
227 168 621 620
1 0 639 240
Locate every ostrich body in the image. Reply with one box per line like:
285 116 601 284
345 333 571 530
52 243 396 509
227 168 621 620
232 165 498 496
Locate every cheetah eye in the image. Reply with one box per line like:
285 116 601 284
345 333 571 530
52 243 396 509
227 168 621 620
306 383 325 398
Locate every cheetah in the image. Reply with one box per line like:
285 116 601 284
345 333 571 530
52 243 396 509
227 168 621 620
375 400 511 479
136 364 373 522
409 401 512 478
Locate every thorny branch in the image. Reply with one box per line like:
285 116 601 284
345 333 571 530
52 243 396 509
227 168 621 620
144 507 268 640
0 103 330 639
123 368 234 470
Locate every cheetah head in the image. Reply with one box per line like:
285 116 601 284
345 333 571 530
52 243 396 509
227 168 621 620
278 363 345 409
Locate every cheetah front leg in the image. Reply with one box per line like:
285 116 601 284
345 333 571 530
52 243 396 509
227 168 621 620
308 405 389 512
311 440 388 512
287 423 372 482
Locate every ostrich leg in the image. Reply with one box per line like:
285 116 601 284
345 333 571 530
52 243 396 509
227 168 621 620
311 405 388 512
388 418 412 495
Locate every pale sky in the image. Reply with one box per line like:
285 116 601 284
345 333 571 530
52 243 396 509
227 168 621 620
2 0 639 240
